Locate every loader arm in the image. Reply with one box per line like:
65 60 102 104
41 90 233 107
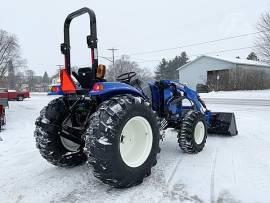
159 80 206 113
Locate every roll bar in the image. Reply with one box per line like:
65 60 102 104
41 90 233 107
60 7 98 79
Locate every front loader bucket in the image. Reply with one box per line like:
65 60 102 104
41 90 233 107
208 112 238 136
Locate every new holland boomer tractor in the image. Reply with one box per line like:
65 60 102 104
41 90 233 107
34 8 238 188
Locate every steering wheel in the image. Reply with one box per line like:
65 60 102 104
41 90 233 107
117 72 137 83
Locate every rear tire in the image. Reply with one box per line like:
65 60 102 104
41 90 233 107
34 97 86 167
178 110 207 153
84 95 160 188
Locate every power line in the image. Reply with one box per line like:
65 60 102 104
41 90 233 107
133 46 259 64
27 46 259 68
121 29 269 56
25 30 268 69
99 56 113 63
133 59 160 62
199 46 258 56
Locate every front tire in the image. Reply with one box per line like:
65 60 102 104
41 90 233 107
34 97 86 167
84 95 160 188
177 110 207 153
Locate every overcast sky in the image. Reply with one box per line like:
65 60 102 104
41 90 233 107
1 0 269 76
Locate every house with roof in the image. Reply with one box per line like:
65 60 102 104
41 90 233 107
177 55 270 91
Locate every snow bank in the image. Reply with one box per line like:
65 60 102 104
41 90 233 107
200 89 270 100
29 92 48 96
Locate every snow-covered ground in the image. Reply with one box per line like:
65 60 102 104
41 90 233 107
1 93 270 203
200 89 270 100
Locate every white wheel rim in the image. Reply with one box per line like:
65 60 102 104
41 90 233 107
60 137 80 152
120 116 153 168
194 121 205 145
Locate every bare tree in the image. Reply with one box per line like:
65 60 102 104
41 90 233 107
15 71 25 89
0 29 21 80
255 11 270 63
25 69 35 91
8 60 16 89
106 55 153 81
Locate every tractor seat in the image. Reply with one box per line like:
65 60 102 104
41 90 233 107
72 67 95 89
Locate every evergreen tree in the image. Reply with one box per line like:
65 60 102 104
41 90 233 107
247 52 259 61
42 71 50 84
154 58 168 80
168 52 189 80
154 52 189 80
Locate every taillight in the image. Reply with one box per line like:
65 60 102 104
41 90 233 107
92 83 104 92
51 86 58 92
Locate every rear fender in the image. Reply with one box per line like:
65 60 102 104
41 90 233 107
89 82 145 100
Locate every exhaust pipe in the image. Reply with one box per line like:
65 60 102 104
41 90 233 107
208 112 238 136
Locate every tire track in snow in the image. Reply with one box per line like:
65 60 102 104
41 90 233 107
231 153 237 184
252 132 270 148
210 148 218 203
166 156 184 187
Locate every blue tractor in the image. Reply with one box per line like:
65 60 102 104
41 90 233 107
34 8 237 188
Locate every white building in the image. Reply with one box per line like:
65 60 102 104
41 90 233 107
177 55 270 90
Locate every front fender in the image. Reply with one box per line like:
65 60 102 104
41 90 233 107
89 82 145 100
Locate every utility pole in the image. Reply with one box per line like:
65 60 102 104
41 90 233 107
107 48 118 80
